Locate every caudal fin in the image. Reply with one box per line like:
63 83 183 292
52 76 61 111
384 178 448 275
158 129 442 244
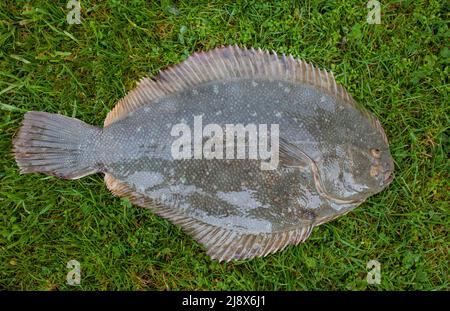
13 111 102 179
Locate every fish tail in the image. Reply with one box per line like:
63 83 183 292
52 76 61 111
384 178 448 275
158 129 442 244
13 111 102 179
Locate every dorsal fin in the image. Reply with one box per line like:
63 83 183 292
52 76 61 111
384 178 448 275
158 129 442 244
104 45 361 127
104 173 313 262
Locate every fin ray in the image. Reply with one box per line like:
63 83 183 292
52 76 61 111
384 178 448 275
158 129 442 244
104 45 372 130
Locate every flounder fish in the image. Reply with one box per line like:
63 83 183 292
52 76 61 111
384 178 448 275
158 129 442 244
13 46 394 261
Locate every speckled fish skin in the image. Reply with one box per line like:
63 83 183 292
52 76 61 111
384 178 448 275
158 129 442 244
13 46 394 261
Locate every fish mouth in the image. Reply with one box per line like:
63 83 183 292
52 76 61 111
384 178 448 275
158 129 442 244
382 170 394 185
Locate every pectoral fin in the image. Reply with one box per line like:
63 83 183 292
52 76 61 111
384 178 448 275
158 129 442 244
278 137 311 169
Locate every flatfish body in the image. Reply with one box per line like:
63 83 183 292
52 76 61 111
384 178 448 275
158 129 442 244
13 46 394 261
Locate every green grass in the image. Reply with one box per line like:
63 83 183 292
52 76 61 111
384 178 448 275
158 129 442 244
0 0 448 290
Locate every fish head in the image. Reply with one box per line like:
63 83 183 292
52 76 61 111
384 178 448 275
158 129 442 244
339 140 394 201
316 136 394 205
347 145 394 191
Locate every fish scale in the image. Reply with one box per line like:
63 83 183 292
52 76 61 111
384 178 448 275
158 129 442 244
13 46 394 261
100 80 325 229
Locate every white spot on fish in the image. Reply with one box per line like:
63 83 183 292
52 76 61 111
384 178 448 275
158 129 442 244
136 127 141 132
319 95 335 112
217 190 263 213
251 112 257 117
213 85 219 94
215 110 222 116
144 107 150 112
284 87 290 93
192 89 199 95
252 81 258 87
275 111 282 118
127 171 164 192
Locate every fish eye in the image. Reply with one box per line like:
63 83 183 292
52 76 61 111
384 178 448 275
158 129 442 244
370 148 381 159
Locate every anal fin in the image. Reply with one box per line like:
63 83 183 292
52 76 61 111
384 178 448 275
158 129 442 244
104 173 313 262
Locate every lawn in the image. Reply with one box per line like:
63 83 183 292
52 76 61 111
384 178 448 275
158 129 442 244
0 0 448 290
